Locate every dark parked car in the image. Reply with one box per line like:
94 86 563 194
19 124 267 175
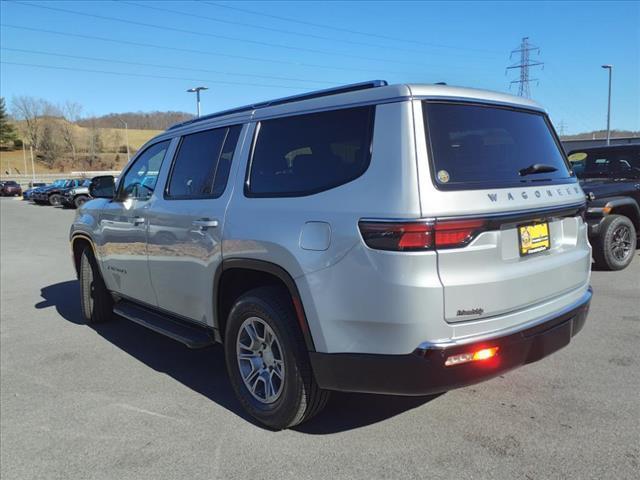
61 179 92 208
22 182 47 200
33 179 83 206
0 180 23 197
568 144 640 270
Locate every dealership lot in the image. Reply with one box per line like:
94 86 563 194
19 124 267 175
1 197 638 480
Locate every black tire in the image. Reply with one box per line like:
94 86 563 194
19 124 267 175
592 214 637 271
74 195 89 208
224 286 329 429
49 193 62 206
79 246 113 324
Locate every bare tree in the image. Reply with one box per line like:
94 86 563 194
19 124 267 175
60 101 83 165
12 96 44 149
38 121 63 167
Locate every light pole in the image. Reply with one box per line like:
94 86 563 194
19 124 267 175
118 118 130 161
187 86 208 117
601 65 612 146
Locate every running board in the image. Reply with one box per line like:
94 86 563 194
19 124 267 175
113 301 215 349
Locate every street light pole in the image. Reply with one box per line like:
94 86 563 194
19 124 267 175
118 118 130 161
601 65 613 146
187 86 208 117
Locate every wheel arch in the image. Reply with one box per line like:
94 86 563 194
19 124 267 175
70 233 99 279
215 259 315 351
606 198 640 232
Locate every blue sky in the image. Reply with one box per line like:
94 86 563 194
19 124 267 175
0 0 638 134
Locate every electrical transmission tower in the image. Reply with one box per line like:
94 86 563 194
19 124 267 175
557 120 567 137
507 37 544 98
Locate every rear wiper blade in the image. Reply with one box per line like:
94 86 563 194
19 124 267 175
519 163 558 176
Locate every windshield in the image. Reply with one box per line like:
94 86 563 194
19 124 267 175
52 180 66 187
423 102 573 190
568 147 640 179
5 181 18 186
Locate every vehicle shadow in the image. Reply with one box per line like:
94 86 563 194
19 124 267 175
37 280 438 433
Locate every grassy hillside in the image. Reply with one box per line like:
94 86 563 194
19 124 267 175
1 125 161 174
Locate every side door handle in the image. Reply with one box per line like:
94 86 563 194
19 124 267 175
192 218 219 230
132 216 145 226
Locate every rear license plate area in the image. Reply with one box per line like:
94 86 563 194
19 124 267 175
518 221 550 256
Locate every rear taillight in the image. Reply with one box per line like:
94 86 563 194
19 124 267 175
358 221 434 251
434 219 486 248
359 218 486 251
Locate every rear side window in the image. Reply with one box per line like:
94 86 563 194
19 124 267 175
568 148 640 179
423 102 573 190
247 106 374 196
167 125 242 199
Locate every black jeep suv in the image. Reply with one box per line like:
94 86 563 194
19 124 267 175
568 144 640 270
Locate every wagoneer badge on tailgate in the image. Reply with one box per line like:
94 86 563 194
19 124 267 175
456 308 484 317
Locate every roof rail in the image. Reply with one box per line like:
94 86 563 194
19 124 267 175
168 80 388 131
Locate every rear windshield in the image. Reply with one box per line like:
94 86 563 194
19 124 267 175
568 147 640 179
423 102 573 190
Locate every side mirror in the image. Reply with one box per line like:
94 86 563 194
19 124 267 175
89 175 115 199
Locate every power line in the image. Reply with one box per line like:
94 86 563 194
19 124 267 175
202 0 502 55
0 47 334 85
12 1 422 67
1 24 412 75
117 0 428 56
506 37 543 98
0 61 309 90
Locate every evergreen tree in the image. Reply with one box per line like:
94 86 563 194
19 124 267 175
0 97 18 147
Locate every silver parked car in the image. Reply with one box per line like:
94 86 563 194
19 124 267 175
70 81 592 429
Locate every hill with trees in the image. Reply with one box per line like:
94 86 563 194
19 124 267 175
77 111 193 130
1 96 162 174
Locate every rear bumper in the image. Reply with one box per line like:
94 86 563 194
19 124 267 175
310 287 592 395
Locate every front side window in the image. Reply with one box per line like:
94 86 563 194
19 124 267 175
167 125 242 199
119 140 170 200
423 102 573 190
247 106 375 196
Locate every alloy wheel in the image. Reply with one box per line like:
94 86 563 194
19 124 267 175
610 225 632 262
236 316 285 404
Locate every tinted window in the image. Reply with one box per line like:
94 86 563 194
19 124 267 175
423 102 573 190
167 125 242 198
568 147 640 179
212 125 242 197
248 106 374 196
120 140 170 200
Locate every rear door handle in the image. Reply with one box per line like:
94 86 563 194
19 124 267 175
192 218 219 230
132 217 145 226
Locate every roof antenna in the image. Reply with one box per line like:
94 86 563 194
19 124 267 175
434 82 447 85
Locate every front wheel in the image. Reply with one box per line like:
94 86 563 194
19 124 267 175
593 214 637 270
79 246 113 324
224 286 329 429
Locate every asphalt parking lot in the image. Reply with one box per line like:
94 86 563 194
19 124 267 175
1 196 639 480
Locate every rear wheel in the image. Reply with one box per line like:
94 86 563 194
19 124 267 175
593 214 636 270
49 193 62 206
224 286 329 429
79 246 113 324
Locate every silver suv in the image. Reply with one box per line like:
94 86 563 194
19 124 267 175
70 81 592 429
